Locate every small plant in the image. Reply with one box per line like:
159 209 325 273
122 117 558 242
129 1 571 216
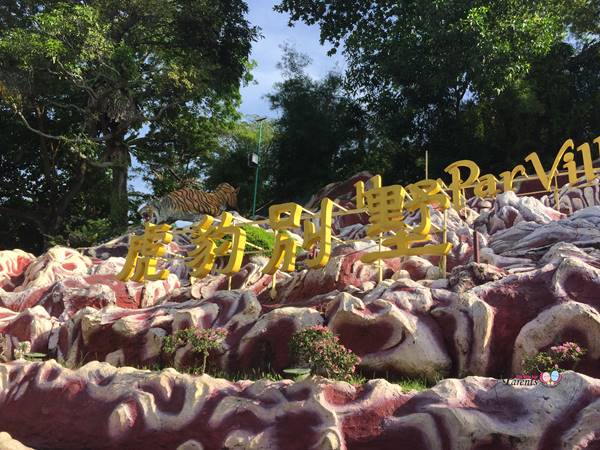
13 341 31 360
283 367 312 381
289 325 360 381
0 334 7 363
523 341 587 374
162 327 228 374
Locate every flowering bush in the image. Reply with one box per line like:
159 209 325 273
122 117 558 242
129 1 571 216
162 327 228 374
289 326 360 381
523 341 587 374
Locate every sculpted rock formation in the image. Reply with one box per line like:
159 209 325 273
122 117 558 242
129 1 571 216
2 175 600 449
0 361 598 450
0 192 599 382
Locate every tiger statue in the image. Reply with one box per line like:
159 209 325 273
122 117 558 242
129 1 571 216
139 183 240 224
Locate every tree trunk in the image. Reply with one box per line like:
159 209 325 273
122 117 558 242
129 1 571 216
108 143 130 229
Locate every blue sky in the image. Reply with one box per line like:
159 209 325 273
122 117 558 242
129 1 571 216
238 0 344 118
131 0 343 193
237 7 580 124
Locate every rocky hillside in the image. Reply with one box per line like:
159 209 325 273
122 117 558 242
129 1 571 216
0 175 599 449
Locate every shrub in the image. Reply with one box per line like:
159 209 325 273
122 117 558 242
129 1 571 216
48 218 113 248
290 325 360 381
162 327 228 374
523 341 587 374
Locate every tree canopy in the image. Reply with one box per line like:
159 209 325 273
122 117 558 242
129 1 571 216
0 0 257 251
275 0 600 177
266 45 377 203
0 0 258 232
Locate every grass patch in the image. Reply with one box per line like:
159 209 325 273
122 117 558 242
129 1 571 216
134 364 283 382
397 378 428 392
242 224 275 257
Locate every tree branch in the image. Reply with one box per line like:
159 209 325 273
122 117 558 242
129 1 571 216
46 99 87 115
83 158 121 169
15 110 66 141
15 110 124 169
15 108 119 144
55 162 87 226
144 100 185 124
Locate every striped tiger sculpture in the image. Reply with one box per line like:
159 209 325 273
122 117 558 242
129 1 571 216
140 183 240 224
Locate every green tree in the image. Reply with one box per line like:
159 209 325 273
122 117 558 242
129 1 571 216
0 0 258 234
456 41 600 172
275 0 600 178
205 119 275 215
266 45 375 203
0 101 113 251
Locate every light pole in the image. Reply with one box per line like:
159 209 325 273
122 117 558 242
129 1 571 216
251 117 267 217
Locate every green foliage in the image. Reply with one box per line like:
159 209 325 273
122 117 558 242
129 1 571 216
283 367 312 381
522 341 587 374
23 352 46 362
204 120 275 215
397 378 428 393
48 218 113 248
289 325 360 381
162 327 228 375
211 368 283 383
276 1 600 181
266 45 379 201
0 0 258 248
0 334 6 363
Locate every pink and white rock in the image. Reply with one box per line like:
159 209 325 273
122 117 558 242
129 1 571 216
0 306 58 359
474 191 564 235
80 234 131 259
0 432 33 450
15 246 92 291
234 306 324 371
255 243 402 305
470 252 600 377
0 272 180 318
430 291 495 376
541 177 600 214
487 206 600 260
511 301 600 377
305 171 373 211
0 249 35 291
326 287 451 381
1 360 598 450
89 257 125 276
56 290 261 370
399 256 434 281
479 246 536 271
189 259 272 300
402 206 481 271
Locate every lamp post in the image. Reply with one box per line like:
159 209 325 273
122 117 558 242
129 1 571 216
251 117 267 217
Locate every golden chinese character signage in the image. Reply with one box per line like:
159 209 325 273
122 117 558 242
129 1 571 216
117 134 600 283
